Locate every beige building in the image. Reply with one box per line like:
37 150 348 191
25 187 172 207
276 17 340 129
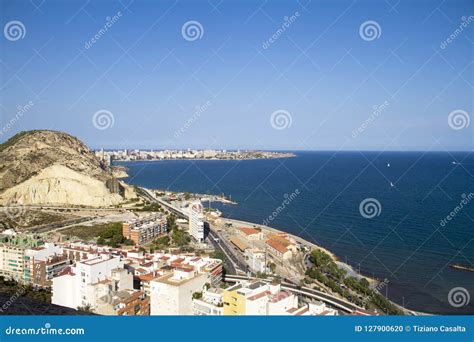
150 267 209 315
123 213 167 246
237 227 263 241
265 239 293 260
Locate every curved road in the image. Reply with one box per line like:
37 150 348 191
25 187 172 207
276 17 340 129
224 274 363 314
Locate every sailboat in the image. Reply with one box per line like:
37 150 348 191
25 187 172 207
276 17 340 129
390 181 394 187
387 163 390 167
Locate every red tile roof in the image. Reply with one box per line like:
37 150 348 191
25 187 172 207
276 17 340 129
266 239 289 254
239 227 260 236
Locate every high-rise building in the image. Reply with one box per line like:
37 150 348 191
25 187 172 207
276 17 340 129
188 201 204 242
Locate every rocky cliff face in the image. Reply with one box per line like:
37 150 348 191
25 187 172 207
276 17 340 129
0 130 136 207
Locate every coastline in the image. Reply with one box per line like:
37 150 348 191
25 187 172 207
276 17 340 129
222 214 431 315
217 215 421 315
113 155 296 163
219 216 376 284
137 185 415 314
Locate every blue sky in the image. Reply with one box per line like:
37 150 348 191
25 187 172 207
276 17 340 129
0 0 473 151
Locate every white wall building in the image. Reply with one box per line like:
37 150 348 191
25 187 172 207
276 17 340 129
188 201 204 242
192 288 224 316
150 267 208 315
245 249 267 274
51 255 128 310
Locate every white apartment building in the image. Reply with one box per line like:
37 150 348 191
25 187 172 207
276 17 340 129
193 288 224 315
188 201 204 242
150 267 209 315
52 255 129 310
243 282 298 315
223 281 336 316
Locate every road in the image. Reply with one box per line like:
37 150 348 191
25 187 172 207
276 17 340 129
139 188 188 219
206 231 237 275
2 205 127 212
28 217 97 233
224 274 363 314
139 187 248 275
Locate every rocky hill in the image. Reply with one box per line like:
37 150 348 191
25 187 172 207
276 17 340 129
0 130 136 207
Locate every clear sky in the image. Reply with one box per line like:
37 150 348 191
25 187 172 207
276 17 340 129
0 0 473 151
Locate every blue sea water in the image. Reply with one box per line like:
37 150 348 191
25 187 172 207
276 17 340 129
117 151 474 315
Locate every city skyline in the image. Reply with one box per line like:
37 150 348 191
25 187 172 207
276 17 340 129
0 0 472 151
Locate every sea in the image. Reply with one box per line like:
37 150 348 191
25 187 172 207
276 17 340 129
116 151 474 315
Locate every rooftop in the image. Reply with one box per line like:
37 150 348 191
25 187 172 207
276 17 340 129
238 227 260 236
229 236 248 251
266 239 289 254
